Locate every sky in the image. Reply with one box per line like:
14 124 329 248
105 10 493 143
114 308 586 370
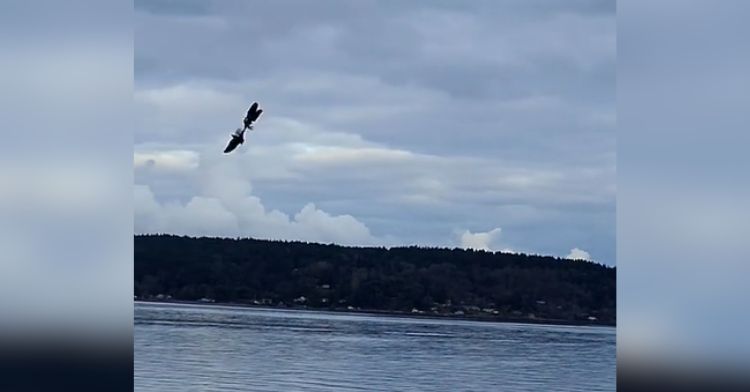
134 0 616 264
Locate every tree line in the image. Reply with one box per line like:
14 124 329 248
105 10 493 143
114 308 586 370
135 234 615 325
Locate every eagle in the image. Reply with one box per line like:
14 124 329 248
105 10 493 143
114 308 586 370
223 101 264 154
223 128 245 154
243 102 263 131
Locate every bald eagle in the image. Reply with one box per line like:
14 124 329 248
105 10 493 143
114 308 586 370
223 101 263 154
223 128 245 154
243 102 263 131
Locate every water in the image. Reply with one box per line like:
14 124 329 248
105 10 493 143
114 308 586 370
135 302 615 391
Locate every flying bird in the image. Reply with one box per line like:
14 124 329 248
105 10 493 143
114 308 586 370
223 128 245 154
243 102 263 131
223 101 264 154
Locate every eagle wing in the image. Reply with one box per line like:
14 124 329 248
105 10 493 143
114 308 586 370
250 108 263 122
244 102 263 125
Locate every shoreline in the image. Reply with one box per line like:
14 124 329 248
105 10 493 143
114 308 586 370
135 299 615 328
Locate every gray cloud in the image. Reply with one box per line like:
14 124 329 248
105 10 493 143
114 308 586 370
135 0 615 263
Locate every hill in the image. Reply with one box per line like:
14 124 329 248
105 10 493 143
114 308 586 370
134 234 615 325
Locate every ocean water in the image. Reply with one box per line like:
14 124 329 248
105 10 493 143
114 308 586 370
135 302 615 391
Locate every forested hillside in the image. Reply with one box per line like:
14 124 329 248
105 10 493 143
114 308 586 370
135 234 615 325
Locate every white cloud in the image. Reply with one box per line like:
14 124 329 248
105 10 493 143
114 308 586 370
134 150 200 172
291 203 374 245
134 149 379 246
135 185 377 245
293 146 414 166
566 247 591 260
459 228 503 251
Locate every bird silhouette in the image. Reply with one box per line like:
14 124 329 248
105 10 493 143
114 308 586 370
243 102 263 131
223 101 264 154
223 128 245 153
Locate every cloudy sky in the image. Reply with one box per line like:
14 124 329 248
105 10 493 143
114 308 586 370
134 0 615 264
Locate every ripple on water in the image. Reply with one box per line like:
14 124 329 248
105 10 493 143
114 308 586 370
135 302 615 392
